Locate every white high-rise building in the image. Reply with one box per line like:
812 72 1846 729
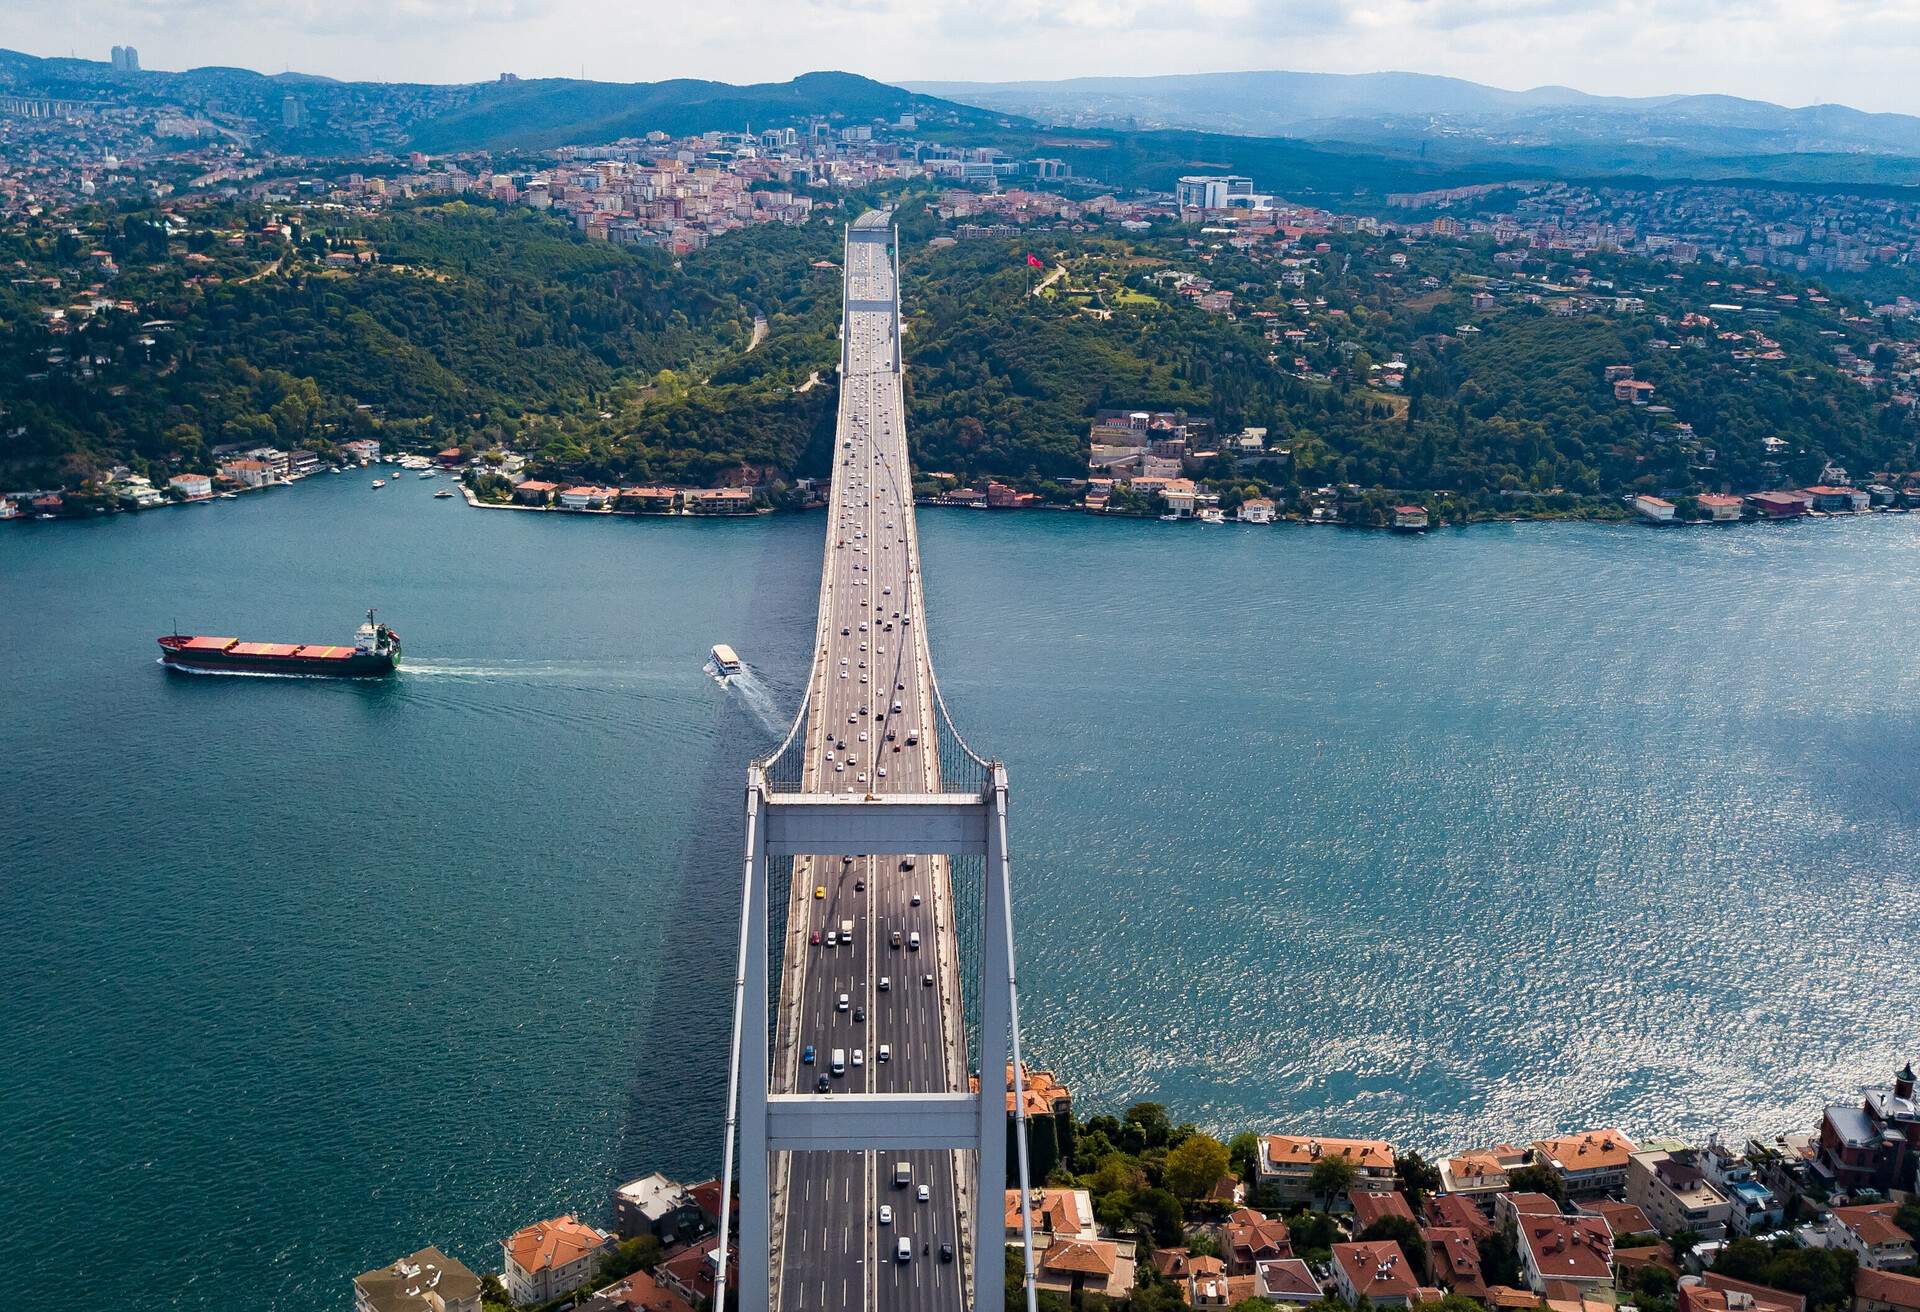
1177 174 1253 210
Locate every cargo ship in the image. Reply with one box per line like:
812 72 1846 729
158 610 401 677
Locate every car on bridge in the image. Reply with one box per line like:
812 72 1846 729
803 1045 815 1064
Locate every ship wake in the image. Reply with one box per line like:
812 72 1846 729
710 662 786 735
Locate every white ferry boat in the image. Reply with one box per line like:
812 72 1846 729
710 644 744 678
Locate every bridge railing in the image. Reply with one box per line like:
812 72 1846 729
756 699 811 793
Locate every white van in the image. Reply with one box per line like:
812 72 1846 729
831 1048 846 1076
896 1237 912 1263
908 931 920 951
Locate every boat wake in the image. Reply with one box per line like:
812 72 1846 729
402 660 619 680
709 662 787 735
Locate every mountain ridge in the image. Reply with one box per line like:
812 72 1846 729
0 49 1013 154
901 69 1920 159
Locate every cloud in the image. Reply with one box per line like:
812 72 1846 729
8 0 1920 113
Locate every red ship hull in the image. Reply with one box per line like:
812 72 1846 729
157 633 398 677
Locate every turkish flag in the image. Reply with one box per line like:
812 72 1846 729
1026 254 1043 268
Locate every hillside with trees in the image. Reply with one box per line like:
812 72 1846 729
6 192 1917 521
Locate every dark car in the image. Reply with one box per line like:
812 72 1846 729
803 1045 815 1064
810 930 821 945
855 878 866 891
853 1006 865 1022
816 1075 831 1093
939 1243 953 1263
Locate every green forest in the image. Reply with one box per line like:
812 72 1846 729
5 193 1917 522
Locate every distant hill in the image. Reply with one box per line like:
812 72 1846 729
0 49 1009 154
904 70 1920 168
406 70 989 152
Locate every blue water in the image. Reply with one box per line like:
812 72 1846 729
5 479 1918 1311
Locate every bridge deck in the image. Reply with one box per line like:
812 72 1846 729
770 211 971 1312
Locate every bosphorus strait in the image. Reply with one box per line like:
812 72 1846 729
5 479 1918 1311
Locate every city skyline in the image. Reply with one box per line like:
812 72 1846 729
11 0 1920 118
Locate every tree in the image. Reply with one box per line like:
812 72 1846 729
1506 1163 1566 1205
1413 1296 1493 1312
1397 1150 1442 1207
1359 1214 1431 1284
1138 1187 1187 1248
1307 1154 1359 1210
1165 1134 1231 1201
1477 1229 1523 1289
1126 1103 1174 1151
1228 1132 1262 1184
598 1234 662 1283
1897 1200 1920 1241
1714 1238 1856 1312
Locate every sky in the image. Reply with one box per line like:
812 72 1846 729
13 0 1920 115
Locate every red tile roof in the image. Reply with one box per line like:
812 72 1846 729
1335 1241 1420 1299
1518 1214 1613 1282
1856 1268 1920 1312
505 1215 608 1275
1351 1190 1417 1228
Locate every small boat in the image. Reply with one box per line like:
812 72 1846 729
277 477 295 486
371 479 386 489
434 489 453 499
711 643 745 678
330 466 343 475
417 470 436 479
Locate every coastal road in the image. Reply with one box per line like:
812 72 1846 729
769 211 970 1312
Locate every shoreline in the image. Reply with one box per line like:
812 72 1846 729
456 483 774 517
11 467 1908 537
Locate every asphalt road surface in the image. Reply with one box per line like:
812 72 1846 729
771 210 969 1312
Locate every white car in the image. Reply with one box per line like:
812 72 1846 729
837 993 849 1011
826 929 838 947
879 1204 893 1225
878 976 890 991
858 731 868 742
877 1044 891 1062
852 1048 864 1067
917 1184 930 1203
857 772 868 784
876 766 887 778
